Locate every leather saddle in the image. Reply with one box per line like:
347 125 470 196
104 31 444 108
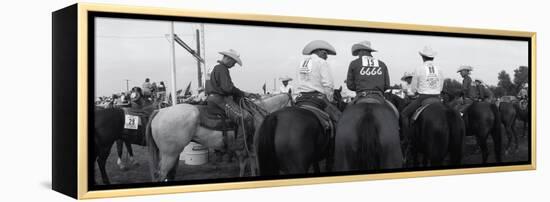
411 97 441 122
297 104 333 137
197 105 236 131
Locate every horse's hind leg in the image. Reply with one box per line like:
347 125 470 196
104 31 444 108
116 139 127 170
159 154 179 182
491 130 503 163
125 140 138 167
476 135 489 164
97 144 112 184
166 155 180 181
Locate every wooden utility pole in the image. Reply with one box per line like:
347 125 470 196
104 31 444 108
169 22 177 106
124 79 130 91
273 78 276 93
196 29 203 88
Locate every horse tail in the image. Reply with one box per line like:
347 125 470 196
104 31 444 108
257 113 279 176
446 107 464 165
358 105 381 170
146 110 160 181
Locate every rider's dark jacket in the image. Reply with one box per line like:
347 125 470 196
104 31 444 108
207 63 245 97
346 56 390 92
461 75 475 99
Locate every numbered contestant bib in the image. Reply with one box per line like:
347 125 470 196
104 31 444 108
124 114 140 130
359 56 382 76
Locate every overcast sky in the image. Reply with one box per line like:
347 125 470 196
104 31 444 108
95 17 528 97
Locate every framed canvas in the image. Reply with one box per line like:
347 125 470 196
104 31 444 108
52 3 536 199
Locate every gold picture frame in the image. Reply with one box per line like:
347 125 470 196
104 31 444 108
52 3 536 199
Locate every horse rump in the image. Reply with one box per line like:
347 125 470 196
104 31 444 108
334 104 382 171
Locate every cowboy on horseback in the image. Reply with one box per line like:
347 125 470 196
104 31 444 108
517 83 528 100
295 40 342 122
401 72 416 100
206 49 260 150
456 65 477 112
473 78 493 103
517 83 529 109
346 41 390 102
400 46 444 138
142 78 153 100
279 76 293 94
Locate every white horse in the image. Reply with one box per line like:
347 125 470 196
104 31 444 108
145 94 292 182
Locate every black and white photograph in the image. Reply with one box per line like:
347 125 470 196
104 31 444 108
91 14 531 188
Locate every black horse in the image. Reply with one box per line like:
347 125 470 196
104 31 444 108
464 101 503 163
389 93 464 167
256 90 343 175
93 87 159 184
499 102 519 153
333 99 403 171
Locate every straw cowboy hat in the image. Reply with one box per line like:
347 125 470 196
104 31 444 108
401 72 413 81
352 41 377 56
279 76 293 82
302 40 337 55
219 49 242 66
457 65 473 73
419 46 437 58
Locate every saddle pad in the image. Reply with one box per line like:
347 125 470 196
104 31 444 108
355 97 383 104
355 97 399 118
197 105 236 131
299 104 332 131
412 103 433 122
421 97 441 105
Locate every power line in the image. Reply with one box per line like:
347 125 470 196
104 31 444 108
96 33 195 39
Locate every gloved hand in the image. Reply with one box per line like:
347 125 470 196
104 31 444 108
244 92 261 99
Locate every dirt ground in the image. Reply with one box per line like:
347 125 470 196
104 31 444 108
94 122 530 185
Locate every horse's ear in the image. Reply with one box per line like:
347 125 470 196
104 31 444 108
338 86 342 91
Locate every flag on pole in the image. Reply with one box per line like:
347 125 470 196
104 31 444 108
262 82 267 94
184 81 192 96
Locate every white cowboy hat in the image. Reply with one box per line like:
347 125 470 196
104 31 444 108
524 83 529 88
302 40 337 55
401 72 413 81
419 46 437 58
219 49 242 66
279 76 293 82
457 65 473 73
352 41 377 56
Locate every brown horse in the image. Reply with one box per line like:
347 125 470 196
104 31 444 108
146 94 291 182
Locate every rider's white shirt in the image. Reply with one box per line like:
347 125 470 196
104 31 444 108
296 54 335 100
411 61 444 95
279 85 293 94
